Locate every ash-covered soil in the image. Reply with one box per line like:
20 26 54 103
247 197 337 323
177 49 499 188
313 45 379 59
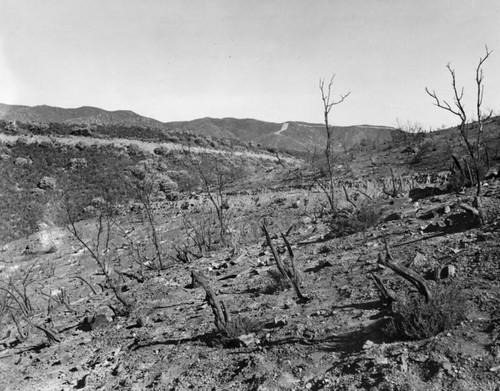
1 177 500 390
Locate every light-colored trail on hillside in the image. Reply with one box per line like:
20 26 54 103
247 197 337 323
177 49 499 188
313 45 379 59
277 122 289 134
0 133 300 163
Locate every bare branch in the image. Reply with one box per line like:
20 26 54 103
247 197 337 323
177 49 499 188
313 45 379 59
378 237 433 302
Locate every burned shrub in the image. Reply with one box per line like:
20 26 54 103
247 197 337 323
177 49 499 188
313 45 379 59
383 284 466 340
329 204 381 237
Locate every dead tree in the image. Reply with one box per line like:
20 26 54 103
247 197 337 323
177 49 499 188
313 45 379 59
458 196 485 226
65 202 133 314
128 173 166 271
182 149 236 247
426 46 493 196
376 237 432 303
190 271 231 334
382 166 404 198
317 75 350 213
262 222 308 302
370 273 396 307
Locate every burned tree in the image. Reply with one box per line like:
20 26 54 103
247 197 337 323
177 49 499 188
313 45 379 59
316 75 350 213
426 46 493 196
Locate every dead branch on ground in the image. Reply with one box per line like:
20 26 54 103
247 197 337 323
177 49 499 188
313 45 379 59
377 237 432 302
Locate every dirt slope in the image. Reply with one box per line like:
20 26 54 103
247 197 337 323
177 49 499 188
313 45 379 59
1 179 500 390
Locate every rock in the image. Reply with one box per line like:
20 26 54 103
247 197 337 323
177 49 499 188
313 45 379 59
441 361 453 374
38 176 57 190
301 216 312 225
423 221 447 233
410 252 427 269
237 333 257 347
91 306 115 329
484 166 500 179
74 374 89 389
30 188 46 197
412 353 428 362
374 357 389 365
0 153 10 161
158 176 179 200
418 204 452 219
112 362 125 376
409 186 447 202
436 265 456 279
399 355 408 373
68 157 88 169
277 372 299 388
363 340 375 350
13 157 32 166
489 364 500 372
383 212 403 222
74 141 87 151
153 146 170 156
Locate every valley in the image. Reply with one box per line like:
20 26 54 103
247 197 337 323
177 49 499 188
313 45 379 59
0 110 499 390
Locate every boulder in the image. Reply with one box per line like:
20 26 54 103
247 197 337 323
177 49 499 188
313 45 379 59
409 186 448 201
68 157 88 169
38 176 56 190
13 157 32 166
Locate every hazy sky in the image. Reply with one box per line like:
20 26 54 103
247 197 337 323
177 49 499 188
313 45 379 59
0 0 499 128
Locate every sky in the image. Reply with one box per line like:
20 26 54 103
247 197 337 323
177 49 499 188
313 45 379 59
0 0 499 129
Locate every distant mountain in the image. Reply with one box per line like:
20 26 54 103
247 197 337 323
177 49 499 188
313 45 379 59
165 117 398 152
0 103 398 152
0 103 164 128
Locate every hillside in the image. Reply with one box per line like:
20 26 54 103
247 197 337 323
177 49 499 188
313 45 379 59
0 103 400 152
0 103 164 128
1 126 500 389
1 110 500 390
165 117 399 152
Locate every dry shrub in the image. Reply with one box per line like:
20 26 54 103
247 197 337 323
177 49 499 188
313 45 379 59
449 156 489 192
329 204 381 237
221 315 263 339
262 269 290 295
384 284 466 340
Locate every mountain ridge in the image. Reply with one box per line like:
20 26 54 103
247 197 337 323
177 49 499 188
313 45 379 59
0 102 398 151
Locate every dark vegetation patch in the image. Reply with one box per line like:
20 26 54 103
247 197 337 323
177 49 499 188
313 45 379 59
384 284 467 341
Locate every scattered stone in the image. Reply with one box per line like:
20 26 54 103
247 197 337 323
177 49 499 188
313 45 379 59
112 362 125 376
418 204 452 219
278 372 299 388
398 355 408 373
374 357 389 365
383 212 404 222
412 353 428 362
237 333 257 347
265 316 287 329
409 186 447 202
410 252 427 269
436 264 456 279
91 306 114 329
423 221 447 233
37 176 57 190
68 157 88 169
74 141 87 151
13 157 32 166
74 374 89 389
441 362 453 374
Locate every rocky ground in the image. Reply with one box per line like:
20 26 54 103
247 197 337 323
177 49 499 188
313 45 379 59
1 172 500 391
